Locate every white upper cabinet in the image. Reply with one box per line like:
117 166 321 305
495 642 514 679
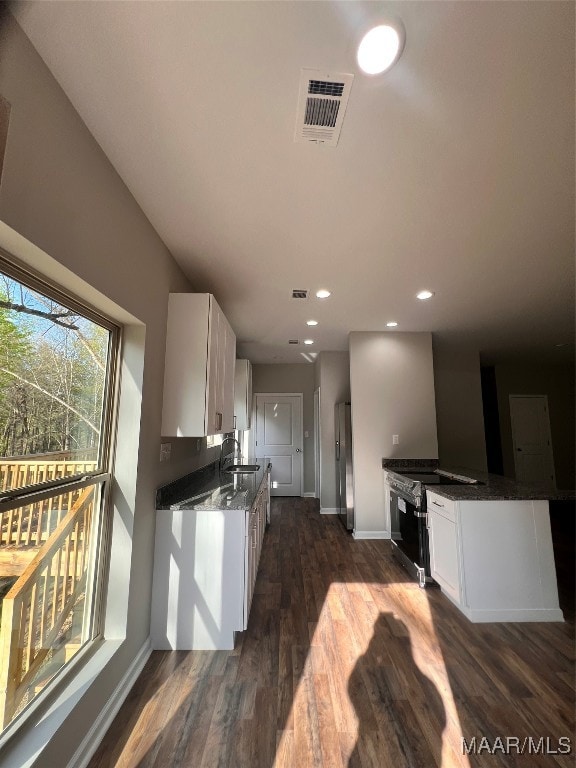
162 293 236 436
234 359 252 431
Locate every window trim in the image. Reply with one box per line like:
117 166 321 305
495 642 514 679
0 248 121 477
0 250 122 735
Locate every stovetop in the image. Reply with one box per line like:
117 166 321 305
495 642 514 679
398 471 477 486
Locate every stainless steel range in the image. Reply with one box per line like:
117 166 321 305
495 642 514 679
385 468 481 587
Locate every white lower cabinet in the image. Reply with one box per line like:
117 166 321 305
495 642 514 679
426 490 564 622
152 474 269 650
427 494 460 603
243 484 267 627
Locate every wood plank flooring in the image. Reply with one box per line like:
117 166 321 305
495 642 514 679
88 498 575 768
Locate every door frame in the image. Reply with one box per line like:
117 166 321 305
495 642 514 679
509 394 556 486
251 392 304 497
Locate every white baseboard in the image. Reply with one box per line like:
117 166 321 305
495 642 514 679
69 638 152 768
320 507 338 515
303 492 317 498
353 530 390 540
462 606 565 623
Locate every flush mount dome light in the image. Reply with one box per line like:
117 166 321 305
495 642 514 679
417 290 434 300
304 339 314 345
316 289 331 299
357 23 404 75
306 320 318 326
386 321 398 327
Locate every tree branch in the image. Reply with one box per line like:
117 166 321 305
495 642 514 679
0 367 100 435
0 300 79 330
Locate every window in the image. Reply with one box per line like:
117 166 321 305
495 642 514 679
0 258 119 732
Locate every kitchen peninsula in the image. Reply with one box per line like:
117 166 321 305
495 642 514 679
384 462 572 623
151 461 271 651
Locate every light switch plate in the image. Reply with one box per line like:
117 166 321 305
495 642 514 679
392 435 399 445
160 442 171 462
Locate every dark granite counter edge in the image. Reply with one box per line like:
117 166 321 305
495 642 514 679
156 460 271 511
382 459 575 502
426 466 574 502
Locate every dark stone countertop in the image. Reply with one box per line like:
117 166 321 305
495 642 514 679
425 466 574 502
382 459 575 502
156 459 270 512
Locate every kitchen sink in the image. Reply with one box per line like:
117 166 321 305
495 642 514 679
224 463 260 474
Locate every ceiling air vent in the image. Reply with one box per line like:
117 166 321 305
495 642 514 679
288 339 299 345
294 69 354 147
292 289 308 299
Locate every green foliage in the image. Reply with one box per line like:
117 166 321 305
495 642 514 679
0 281 110 459
0 298 31 371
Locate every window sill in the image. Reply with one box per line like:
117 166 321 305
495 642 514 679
0 638 141 768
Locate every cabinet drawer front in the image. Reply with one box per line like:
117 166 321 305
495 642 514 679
426 491 457 522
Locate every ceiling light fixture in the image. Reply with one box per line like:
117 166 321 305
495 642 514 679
386 321 398 327
304 339 314 345
316 289 331 299
357 23 405 75
416 290 434 300
306 320 318 326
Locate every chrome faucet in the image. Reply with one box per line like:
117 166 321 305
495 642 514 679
220 436 241 471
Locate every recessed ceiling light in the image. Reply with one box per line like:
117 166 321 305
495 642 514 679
306 320 318 326
357 23 404 75
304 339 314 345
386 321 398 327
316 289 331 299
416 290 434 300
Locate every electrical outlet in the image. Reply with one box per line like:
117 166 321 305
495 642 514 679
160 442 171 462
392 435 399 445
196 438 201 452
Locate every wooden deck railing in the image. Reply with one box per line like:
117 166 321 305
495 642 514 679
0 458 98 576
0 456 98 495
0 486 97 727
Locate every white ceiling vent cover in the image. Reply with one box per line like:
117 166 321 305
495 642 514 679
294 69 354 147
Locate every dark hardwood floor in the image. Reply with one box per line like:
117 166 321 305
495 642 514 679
88 498 575 768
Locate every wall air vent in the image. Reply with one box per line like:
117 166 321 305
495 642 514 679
294 69 354 147
292 289 308 299
288 339 299 345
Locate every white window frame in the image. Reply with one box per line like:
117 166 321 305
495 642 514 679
0 222 146 766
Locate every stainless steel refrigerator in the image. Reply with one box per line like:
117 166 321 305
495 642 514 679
335 402 354 530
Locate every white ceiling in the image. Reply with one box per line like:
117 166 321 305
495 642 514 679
12 1 575 365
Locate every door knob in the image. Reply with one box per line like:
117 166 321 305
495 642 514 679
296 448 302 453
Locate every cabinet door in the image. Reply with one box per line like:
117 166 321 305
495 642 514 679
205 297 221 434
220 314 236 433
428 508 461 603
234 360 252 431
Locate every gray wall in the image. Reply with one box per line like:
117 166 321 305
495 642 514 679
315 351 350 511
433 340 488 472
252 363 315 495
349 332 438 535
0 13 217 764
494 363 575 489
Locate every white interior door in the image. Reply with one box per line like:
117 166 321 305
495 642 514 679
510 395 555 485
254 394 302 496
